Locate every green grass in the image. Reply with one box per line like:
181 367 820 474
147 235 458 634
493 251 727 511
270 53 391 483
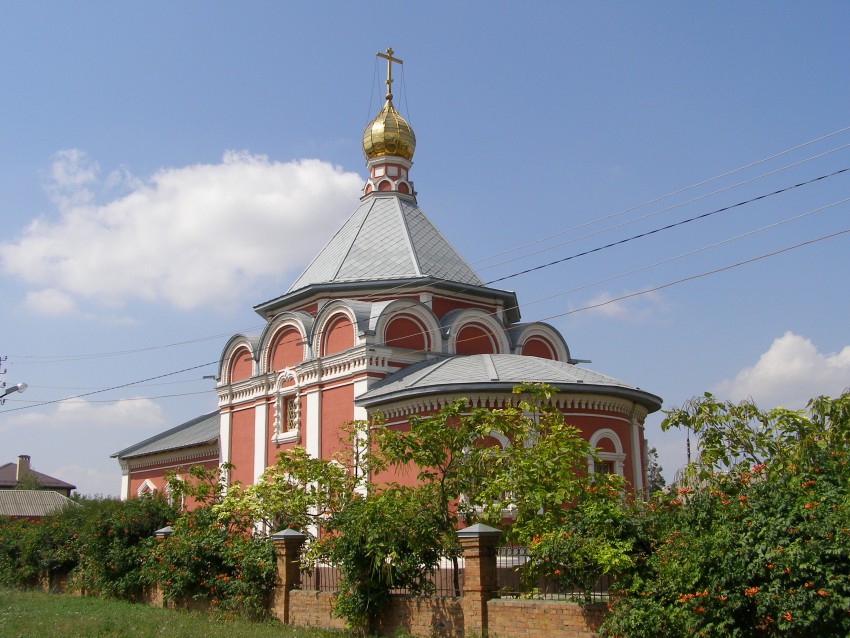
0 589 347 638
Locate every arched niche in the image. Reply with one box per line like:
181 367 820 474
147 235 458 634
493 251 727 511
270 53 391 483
442 308 511 356
372 300 441 353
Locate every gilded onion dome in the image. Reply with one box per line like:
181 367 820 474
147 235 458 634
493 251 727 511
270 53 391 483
362 48 416 161
362 99 416 161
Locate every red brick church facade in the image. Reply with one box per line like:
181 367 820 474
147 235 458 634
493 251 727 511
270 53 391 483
114 50 661 502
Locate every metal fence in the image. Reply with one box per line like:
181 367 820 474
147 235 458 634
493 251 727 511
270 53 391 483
495 545 609 603
299 555 465 597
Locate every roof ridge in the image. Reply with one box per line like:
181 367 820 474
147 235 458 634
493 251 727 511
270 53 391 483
396 197 423 277
333 197 376 282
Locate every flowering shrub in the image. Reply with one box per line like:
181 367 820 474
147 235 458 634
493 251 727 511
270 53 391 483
144 506 275 618
600 392 850 637
69 495 176 599
0 496 175 597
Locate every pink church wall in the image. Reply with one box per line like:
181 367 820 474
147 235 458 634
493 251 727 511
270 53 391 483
230 347 253 383
521 337 556 360
384 315 428 351
321 384 355 459
322 316 354 356
229 407 255 485
270 328 303 370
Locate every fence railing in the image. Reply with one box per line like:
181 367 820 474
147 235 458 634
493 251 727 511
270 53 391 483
299 555 465 597
495 545 609 603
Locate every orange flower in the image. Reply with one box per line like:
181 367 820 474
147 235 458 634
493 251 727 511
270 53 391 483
765 563 774 570
818 589 830 597
804 582 814 588
744 587 759 597
782 611 792 622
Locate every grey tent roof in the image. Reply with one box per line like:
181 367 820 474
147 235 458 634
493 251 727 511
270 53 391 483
0 490 78 518
357 354 662 412
287 195 484 293
112 411 220 460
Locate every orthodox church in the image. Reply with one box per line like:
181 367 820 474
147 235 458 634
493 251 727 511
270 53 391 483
114 50 662 501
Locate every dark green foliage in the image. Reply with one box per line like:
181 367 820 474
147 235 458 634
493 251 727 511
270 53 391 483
66 495 176 599
312 486 444 633
0 495 176 598
600 392 850 638
144 506 276 618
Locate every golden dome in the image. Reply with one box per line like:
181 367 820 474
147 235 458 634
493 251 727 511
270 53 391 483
362 99 416 161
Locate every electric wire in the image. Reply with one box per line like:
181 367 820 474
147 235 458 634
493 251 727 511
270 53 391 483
477 142 850 271
4 214 847 412
485 166 850 285
472 125 850 266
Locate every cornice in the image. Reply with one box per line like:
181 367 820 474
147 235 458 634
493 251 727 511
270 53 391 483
368 391 646 421
124 444 219 471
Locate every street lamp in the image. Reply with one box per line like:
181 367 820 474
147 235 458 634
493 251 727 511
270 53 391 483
1 383 28 404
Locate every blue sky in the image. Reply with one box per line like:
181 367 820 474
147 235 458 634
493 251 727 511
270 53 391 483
1 3 848 496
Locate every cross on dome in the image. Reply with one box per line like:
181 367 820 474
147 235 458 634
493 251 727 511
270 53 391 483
377 47 403 101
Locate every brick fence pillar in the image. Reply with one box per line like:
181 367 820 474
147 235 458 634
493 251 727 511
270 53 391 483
458 523 501 638
271 528 307 624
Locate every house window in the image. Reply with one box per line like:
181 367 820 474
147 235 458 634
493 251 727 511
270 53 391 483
273 393 300 444
594 460 614 475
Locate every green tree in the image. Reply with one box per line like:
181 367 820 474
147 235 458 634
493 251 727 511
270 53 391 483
646 446 666 494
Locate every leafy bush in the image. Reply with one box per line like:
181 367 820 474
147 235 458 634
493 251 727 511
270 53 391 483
144 506 276 618
600 392 850 638
311 486 444 633
69 495 176 599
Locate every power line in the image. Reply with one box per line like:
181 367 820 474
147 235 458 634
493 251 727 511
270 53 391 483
485 166 850 285
5 219 847 412
472 125 850 266
0 361 218 414
536 228 850 323
477 141 850 272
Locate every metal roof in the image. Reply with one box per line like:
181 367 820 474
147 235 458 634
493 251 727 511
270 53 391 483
356 354 663 412
287 195 484 294
0 490 78 518
112 411 220 460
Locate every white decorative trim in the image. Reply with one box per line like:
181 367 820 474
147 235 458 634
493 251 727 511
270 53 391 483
260 314 312 375
119 461 130 500
588 428 626 477
313 302 361 357
368 392 641 420
272 368 301 445
254 401 268 483
220 410 232 483
305 389 321 459
219 336 257 384
137 479 157 497
509 323 571 362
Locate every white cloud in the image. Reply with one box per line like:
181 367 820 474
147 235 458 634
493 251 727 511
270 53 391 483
576 290 665 321
712 332 850 409
1 149 363 312
24 288 78 316
0 397 166 432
